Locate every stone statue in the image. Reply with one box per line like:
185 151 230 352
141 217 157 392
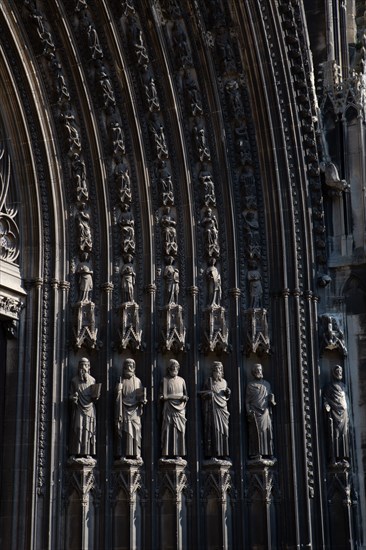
201 208 219 258
193 125 211 162
161 207 178 256
145 76 160 112
121 255 136 303
159 359 188 459
245 364 275 460
109 119 126 157
321 314 348 356
114 160 131 204
200 362 230 459
120 204 135 254
206 258 221 307
69 357 101 458
323 365 349 465
77 205 93 253
150 119 168 159
72 154 89 204
164 255 179 305
247 266 263 309
87 24 103 60
115 358 146 460
159 161 174 206
77 262 93 303
184 72 203 117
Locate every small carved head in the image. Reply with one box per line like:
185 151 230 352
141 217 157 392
123 358 136 378
332 365 343 380
252 363 263 379
78 357 90 380
167 359 180 377
212 361 223 380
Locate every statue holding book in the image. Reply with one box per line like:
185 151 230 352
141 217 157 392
115 358 147 460
159 359 188 459
69 357 101 458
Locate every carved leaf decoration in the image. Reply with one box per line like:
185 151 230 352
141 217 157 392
0 146 19 263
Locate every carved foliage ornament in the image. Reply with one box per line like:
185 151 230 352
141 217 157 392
0 145 19 264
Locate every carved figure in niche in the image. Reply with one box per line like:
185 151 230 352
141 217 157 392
77 205 93 253
225 79 244 118
115 358 146 460
216 28 236 72
114 160 131 204
247 263 263 309
199 165 216 207
150 118 169 159
145 76 160 112
323 365 349 466
320 160 349 193
172 21 192 68
120 204 135 254
121 254 136 304
87 24 103 60
159 161 174 205
121 0 135 16
245 364 275 460
77 262 93 303
164 255 179 305
321 314 348 355
206 258 221 307
200 362 230 459
32 12 55 58
60 110 81 153
159 359 188 459
69 357 101 458
72 153 89 204
201 208 219 258
184 72 203 117
235 123 251 166
243 210 260 260
97 66 116 111
109 118 125 157
50 58 70 103
131 22 149 70
193 126 211 162
161 207 178 256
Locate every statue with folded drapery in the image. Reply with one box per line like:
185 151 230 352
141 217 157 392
159 359 188 459
323 365 349 466
200 362 231 460
115 358 147 460
245 363 275 460
69 357 101 458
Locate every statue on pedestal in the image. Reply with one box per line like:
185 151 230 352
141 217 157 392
69 357 101 458
323 365 350 466
200 362 231 460
115 358 146 461
159 359 188 459
245 364 275 461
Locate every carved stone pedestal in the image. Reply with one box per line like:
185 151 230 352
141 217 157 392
245 308 270 356
111 459 145 550
157 458 190 550
64 458 100 550
246 458 276 549
201 459 234 550
160 303 186 352
326 462 355 550
73 301 98 349
118 301 142 351
202 306 229 354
